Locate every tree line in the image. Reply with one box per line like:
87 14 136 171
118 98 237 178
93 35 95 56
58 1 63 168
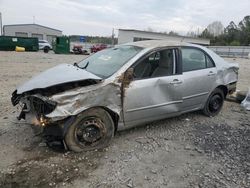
200 16 250 46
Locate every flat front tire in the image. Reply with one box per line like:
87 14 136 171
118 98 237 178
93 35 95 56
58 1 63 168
65 108 115 152
203 88 225 117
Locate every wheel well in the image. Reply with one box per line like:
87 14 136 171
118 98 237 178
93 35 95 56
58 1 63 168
76 107 119 133
217 85 228 98
101 107 119 133
63 107 119 137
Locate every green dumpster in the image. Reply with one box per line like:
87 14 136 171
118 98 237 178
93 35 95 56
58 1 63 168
53 36 70 54
0 36 39 51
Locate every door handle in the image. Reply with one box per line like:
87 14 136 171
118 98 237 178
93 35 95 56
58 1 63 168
208 71 216 76
170 79 182 85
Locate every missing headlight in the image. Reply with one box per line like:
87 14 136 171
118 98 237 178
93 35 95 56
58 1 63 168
29 95 57 116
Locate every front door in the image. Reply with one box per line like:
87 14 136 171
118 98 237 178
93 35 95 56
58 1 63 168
122 48 183 127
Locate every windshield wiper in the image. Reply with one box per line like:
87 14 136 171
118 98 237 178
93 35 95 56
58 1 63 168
82 61 89 69
73 62 81 68
73 62 89 69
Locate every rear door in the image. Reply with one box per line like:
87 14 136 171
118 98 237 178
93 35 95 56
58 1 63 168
180 47 217 112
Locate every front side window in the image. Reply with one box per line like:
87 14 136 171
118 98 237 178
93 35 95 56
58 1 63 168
182 48 215 72
133 49 174 79
77 45 142 78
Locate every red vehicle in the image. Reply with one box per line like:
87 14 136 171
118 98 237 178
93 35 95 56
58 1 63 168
72 45 89 55
90 44 107 53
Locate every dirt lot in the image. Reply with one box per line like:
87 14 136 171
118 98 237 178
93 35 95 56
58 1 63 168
0 51 249 188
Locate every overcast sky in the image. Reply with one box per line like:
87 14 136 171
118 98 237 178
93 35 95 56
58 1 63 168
0 0 249 36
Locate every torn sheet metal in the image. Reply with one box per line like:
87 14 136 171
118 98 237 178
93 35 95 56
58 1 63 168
221 63 239 85
46 81 122 121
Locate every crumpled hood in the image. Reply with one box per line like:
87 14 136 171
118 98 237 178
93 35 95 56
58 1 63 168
16 63 101 94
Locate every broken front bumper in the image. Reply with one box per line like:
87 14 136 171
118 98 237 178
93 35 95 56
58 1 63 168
12 92 73 140
12 91 57 123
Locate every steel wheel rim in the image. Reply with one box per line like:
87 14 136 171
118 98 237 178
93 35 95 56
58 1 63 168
74 117 106 147
208 94 223 113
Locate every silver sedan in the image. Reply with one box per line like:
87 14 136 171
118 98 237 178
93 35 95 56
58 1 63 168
12 40 239 152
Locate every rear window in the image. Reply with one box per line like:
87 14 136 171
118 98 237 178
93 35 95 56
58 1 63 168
182 48 215 72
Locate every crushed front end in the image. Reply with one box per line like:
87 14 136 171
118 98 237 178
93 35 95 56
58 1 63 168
10 78 122 149
12 91 56 125
11 90 68 145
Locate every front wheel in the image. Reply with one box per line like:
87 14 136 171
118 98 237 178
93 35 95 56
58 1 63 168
65 108 115 152
203 88 225 117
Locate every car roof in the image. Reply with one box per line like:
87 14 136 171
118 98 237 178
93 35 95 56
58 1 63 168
122 40 229 70
124 40 191 48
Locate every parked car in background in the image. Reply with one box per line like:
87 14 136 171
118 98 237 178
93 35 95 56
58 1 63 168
90 43 107 53
39 40 52 53
11 40 239 152
72 45 89 55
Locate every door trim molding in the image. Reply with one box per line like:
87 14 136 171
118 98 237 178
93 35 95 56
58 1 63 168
183 92 209 100
126 100 183 113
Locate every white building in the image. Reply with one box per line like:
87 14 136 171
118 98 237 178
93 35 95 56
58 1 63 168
118 29 210 45
3 24 62 44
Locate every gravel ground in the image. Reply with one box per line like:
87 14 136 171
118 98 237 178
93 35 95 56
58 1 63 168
0 51 249 188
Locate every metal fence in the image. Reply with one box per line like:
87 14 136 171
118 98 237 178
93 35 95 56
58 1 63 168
208 46 250 58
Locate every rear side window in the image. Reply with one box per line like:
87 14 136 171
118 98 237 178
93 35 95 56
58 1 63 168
182 48 215 72
206 55 215 68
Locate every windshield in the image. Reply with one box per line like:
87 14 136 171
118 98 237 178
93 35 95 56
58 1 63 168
77 45 142 78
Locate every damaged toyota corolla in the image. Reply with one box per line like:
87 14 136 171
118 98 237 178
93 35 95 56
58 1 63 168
11 40 239 152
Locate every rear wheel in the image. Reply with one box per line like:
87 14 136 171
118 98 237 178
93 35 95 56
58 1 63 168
65 108 115 152
203 88 224 117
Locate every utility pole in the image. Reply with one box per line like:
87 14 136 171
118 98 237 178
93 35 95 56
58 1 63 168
0 12 3 36
111 28 115 46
